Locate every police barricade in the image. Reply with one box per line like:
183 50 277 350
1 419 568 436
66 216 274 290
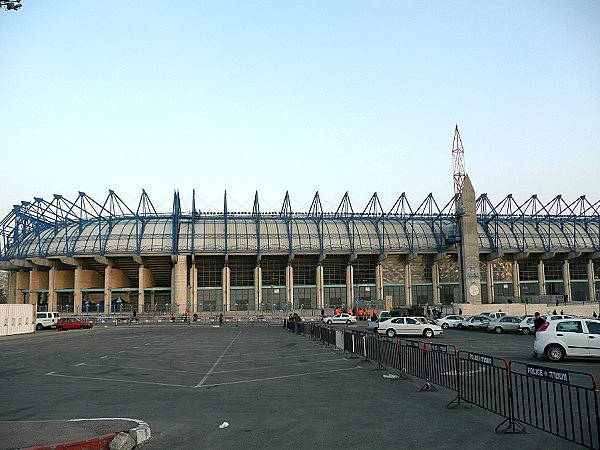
375 335 402 370
343 329 354 354
421 342 458 391
352 330 367 359
398 339 427 380
449 351 510 420
508 361 600 449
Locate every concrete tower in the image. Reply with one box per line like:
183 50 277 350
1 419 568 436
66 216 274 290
457 175 482 304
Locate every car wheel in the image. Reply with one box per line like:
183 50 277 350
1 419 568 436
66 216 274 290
327 320 332 325
546 345 565 362
346 320 351 324
468 325 474 331
386 328 396 338
457 324 463 329
36 324 43 330
441 323 449 330
522 328 531 335
423 329 434 338
494 327 502 334
80 325 85 329
57 326 63 331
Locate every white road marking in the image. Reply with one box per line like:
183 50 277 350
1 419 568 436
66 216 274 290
195 331 242 387
45 371 192 388
195 366 361 388
76 362 203 374
211 358 345 374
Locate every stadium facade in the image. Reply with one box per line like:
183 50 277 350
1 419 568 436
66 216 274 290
1 176 599 315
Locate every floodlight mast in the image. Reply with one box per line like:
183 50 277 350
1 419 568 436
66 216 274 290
0 1 22 11
452 124 466 201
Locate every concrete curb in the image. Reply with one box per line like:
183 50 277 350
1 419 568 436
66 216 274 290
21 418 151 450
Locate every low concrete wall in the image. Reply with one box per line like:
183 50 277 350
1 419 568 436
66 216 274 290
450 303 600 318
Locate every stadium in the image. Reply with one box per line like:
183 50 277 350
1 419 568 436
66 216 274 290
1 171 599 316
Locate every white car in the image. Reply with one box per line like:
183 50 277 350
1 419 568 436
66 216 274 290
376 317 443 338
481 311 507 320
324 313 357 325
457 315 490 330
367 311 391 333
518 316 535 334
435 315 464 329
36 311 60 330
533 318 600 361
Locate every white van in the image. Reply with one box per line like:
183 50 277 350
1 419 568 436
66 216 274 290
481 311 507 320
36 311 60 330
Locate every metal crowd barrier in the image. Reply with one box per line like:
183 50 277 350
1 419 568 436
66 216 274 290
287 324 600 450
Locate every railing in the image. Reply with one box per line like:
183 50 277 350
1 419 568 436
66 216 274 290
297 325 600 450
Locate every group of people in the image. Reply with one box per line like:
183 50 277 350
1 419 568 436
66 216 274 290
330 306 378 321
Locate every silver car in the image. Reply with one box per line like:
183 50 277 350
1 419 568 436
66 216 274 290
486 315 522 334
458 315 490 330
435 315 464 329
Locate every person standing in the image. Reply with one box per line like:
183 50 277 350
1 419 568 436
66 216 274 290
320 308 325 321
219 312 224 326
533 312 545 333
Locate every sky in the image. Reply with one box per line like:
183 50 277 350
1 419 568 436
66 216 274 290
1 1 599 216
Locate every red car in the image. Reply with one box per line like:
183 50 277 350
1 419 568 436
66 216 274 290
55 318 94 331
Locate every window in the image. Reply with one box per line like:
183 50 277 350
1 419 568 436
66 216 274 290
586 321 600 334
392 318 404 324
406 318 419 325
556 321 583 333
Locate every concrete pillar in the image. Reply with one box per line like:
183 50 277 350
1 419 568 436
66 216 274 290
103 265 112 314
16 271 29 303
512 261 520 298
486 262 494 304
346 264 354 308
432 260 440 305
74 267 84 314
457 175 482 303
316 264 324 309
563 260 571 300
588 259 596 303
171 256 188 314
254 265 262 311
48 268 57 311
375 263 384 302
222 266 230 312
285 265 293 309
404 262 412 306
189 264 198 313
138 266 154 315
538 260 546 295
8 271 17 304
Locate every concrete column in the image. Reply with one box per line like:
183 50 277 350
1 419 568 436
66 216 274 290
486 262 494 304
189 264 198 313
588 259 596 303
285 265 293 309
375 263 384 302
48 268 57 311
538 260 546 295
511 261 520 299
138 266 154 315
563 260 571 300
316 264 324 309
254 265 262 311
432 261 440 305
346 264 354 308
103 265 112 314
404 262 412 306
16 271 29 303
222 266 230 312
74 267 84 314
457 175 482 304
8 271 17 304
171 256 188 314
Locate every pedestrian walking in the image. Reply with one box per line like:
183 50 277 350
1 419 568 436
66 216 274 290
533 312 545 333
219 312 224 326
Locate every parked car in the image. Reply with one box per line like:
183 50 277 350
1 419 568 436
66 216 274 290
533 318 600 361
367 311 390 334
518 316 535 334
481 311 507 320
547 314 575 321
55 317 94 331
376 317 443 338
486 316 522 333
324 313 357 325
435 315 464 329
35 311 60 330
458 315 490 330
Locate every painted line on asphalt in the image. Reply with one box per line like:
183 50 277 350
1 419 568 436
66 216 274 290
195 366 361 388
195 331 242 387
211 358 347 374
45 371 192 388
75 362 204 374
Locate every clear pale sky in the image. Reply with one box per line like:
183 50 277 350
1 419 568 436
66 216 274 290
1 1 598 216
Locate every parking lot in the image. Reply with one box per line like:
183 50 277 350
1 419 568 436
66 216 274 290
0 324 586 449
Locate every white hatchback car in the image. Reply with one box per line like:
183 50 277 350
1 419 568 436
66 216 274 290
533 318 600 361
323 313 357 325
435 315 464 329
376 317 443 338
